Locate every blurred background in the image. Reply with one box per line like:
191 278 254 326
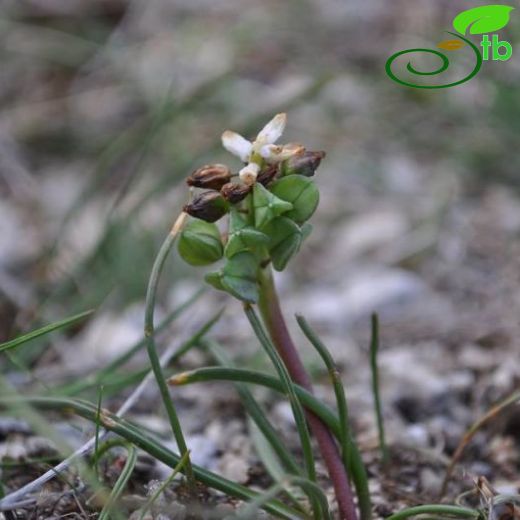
1 0 519 505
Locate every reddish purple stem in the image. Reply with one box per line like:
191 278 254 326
258 269 358 520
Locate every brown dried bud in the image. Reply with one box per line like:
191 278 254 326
183 191 229 223
280 151 326 177
220 182 252 204
186 164 232 190
256 164 279 187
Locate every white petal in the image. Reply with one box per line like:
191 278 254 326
259 144 282 160
239 162 260 185
259 143 304 163
221 130 252 162
255 113 287 145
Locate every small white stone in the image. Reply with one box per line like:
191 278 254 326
404 424 429 447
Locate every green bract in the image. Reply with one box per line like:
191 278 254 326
262 217 303 271
204 271 226 291
270 175 319 224
301 222 313 242
205 252 259 303
253 183 293 229
225 210 270 258
178 219 223 266
225 228 270 258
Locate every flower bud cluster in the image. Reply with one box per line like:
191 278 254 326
178 114 325 303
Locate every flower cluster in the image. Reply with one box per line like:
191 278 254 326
222 113 303 185
178 113 325 302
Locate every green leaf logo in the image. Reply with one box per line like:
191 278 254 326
453 5 514 35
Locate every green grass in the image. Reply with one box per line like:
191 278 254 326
0 309 94 354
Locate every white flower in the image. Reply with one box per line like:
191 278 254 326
221 113 303 185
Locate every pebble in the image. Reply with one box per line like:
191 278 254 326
403 424 430 447
420 467 442 495
217 452 250 484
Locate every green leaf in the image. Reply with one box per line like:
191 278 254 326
453 5 514 35
270 175 319 224
262 217 303 271
205 252 259 302
229 207 248 232
225 229 270 258
0 309 94 354
178 219 223 266
225 209 269 258
221 252 259 303
204 271 226 291
253 183 292 229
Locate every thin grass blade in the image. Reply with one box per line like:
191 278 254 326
55 288 204 396
0 309 94 354
235 475 332 520
98 444 137 520
143 215 194 483
206 340 303 476
296 314 372 520
206 340 307 513
369 313 389 467
138 451 191 520
169 366 340 436
0 395 301 520
385 505 479 520
243 305 324 518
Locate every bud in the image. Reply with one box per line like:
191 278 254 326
183 191 229 223
178 219 223 266
256 164 279 187
186 164 232 190
280 151 325 177
220 182 252 204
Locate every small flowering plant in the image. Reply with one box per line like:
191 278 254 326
144 113 366 520
141 114 486 519
179 113 324 303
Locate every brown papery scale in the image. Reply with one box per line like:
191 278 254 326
186 164 232 190
281 150 325 177
220 182 252 204
256 164 279 186
183 191 229 223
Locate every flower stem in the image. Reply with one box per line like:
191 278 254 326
257 266 359 520
144 211 195 485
